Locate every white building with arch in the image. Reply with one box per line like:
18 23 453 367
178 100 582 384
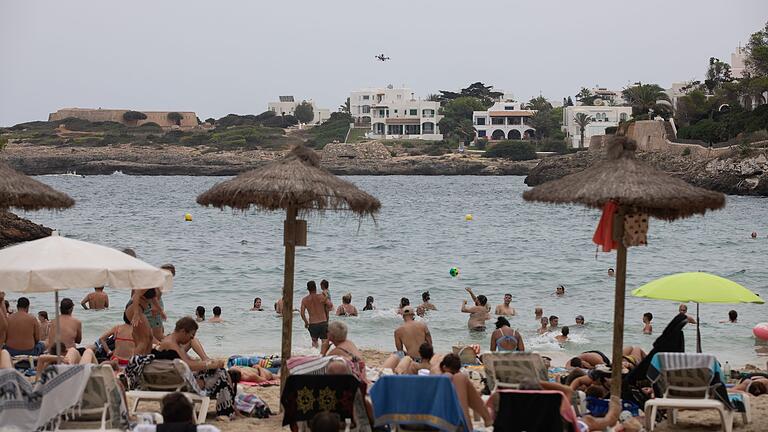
562 106 632 148
349 86 443 140
472 102 536 141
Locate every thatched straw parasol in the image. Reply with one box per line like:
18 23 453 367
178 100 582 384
523 136 724 412
197 146 380 382
0 162 75 211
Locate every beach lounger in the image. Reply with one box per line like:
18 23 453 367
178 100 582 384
644 352 741 432
281 374 367 432
480 352 548 392
370 375 468 432
487 389 578 432
126 359 210 425
57 364 129 431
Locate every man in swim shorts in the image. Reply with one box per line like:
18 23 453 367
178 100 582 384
494 293 515 316
300 280 333 348
461 287 490 331
382 306 433 370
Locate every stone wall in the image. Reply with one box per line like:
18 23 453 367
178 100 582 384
49 108 198 130
322 141 392 160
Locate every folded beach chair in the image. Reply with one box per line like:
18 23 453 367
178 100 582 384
644 352 745 432
281 374 367 432
370 375 468 432
58 364 130 431
480 352 548 392
126 359 211 424
487 389 578 432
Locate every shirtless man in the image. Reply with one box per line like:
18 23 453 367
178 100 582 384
2 297 45 356
382 306 433 370
679 304 697 324
300 280 333 348
47 298 82 351
420 292 437 311
81 287 109 310
461 287 490 331
335 293 358 316
0 292 8 345
440 353 491 428
274 297 283 315
126 289 157 355
209 306 224 323
494 293 516 316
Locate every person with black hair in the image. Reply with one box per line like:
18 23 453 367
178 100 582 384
97 312 136 367
300 280 334 348
132 392 221 432
490 317 524 352
195 306 206 322
420 292 437 311
209 306 223 323
462 287 490 331
308 411 341 432
362 296 375 311
126 289 159 355
2 296 45 356
47 298 82 350
440 353 491 428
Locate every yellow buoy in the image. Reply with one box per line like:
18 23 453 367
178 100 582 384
464 214 473 221
184 213 192 222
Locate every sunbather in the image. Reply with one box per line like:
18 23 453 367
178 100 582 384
392 342 441 375
98 312 136 367
34 344 98 378
321 321 363 363
440 353 492 428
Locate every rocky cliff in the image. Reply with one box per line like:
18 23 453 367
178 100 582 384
525 149 768 196
0 211 52 248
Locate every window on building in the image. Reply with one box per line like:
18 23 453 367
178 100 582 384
422 122 435 134
476 117 486 125
477 130 486 137
620 113 627 122
491 117 505 125
362 105 371 114
423 109 435 117
505 106 514 110
409 109 417 116
363 95 369 100
405 124 421 135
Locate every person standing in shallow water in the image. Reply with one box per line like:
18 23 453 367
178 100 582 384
420 292 437 311
362 296 375 311
81 287 109 310
495 293 515 316
335 293 358 316
461 287 490 331
300 280 333 348
251 298 263 311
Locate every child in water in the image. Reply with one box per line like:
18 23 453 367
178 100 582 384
642 312 653 334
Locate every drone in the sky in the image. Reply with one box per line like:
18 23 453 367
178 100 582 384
375 54 391 62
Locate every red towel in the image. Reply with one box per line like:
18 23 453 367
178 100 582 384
593 201 618 252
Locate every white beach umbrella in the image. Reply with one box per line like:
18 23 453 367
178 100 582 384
0 234 172 354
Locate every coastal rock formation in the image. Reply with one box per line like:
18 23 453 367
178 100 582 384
525 149 768 196
0 211 52 248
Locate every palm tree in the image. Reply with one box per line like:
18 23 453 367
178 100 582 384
621 84 672 118
574 113 592 149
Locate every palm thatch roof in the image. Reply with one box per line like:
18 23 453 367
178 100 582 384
197 146 381 216
522 136 725 221
0 162 75 211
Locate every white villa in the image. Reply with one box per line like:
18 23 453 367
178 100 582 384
349 85 443 140
267 96 330 124
472 102 536 141
562 106 632 148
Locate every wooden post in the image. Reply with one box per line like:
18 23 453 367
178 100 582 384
280 206 298 390
696 303 702 353
610 206 627 412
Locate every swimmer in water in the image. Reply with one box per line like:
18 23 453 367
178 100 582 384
420 292 437 311
362 296 375 311
397 297 410 315
642 312 653 334
751 231 758 239
461 287 490 331
555 326 569 343
555 285 565 296
494 293 515 316
251 297 263 311
534 307 543 321
608 268 615 278
574 315 585 326
720 310 738 323
548 315 559 331
335 293 358 316
537 317 549 334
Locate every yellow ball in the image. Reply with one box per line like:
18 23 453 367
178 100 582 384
184 213 192 222
465 214 473 221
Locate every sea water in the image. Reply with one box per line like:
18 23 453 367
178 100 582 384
16 175 768 366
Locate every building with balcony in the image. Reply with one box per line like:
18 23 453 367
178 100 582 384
562 106 632 148
472 102 536 141
267 96 330 124
349 85 443 140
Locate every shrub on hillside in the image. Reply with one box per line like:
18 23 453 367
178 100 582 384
484 140 537 160
123 111 147 122
136 122 163 133
167 112 184 126
536 138 569 154
263 114 298 128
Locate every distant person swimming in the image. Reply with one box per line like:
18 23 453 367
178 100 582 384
397 297 410 315
251 298 263 311
420 292 436 311
548 315 559 331
555 285 565 296
608 268 615 278
537 317 549 334
362 296 375 311
195 306 205 322
555 326 569 343
642 312 653 334
575 315 585 326
209 306 223 323
534 307 543 321
751 231 758 239
720 310 738 323
335 293 358 316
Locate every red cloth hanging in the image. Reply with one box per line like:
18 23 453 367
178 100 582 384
593 201 618 252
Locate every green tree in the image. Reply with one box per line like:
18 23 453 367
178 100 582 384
575 87 597 106
437 82 502 106
438 96 487 141
574 112 592 149
204 117 216 125
525 96 553 111
675 90 711 126
745 20 768 77
167 112 183 126
621 83 672 118
122 110 147 123
704 57 733 94
294 101 314 124
339 98 350 113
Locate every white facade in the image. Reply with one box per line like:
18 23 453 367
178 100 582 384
587 87 625 106
349 86 443 140
267 97 330 124
562 106 632 148
731 46 747 79
472 102 536 141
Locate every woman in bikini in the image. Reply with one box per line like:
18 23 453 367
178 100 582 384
98 312 136 367
490 317 525 352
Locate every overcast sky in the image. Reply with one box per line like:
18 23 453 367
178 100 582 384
1 1 765 126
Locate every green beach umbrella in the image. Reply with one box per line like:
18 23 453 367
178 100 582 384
632 272 764 352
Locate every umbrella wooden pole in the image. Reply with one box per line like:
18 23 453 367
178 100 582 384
609 206 627 411
280 205 298 391
696 303 702 353
54 290 61 355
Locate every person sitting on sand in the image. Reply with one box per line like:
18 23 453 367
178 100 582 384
362 296 375 311
300 281 334 348
643 312 653 334
251 297 263 311
321 321 364 365
133 392 222 432
555 326 570 343
678 303 697 324
47 298 82 350
34 343 98 378
420 292 437 311
195 306 206 322
720 310 738 323
490 317 524 352
336 293 358 316
534 306 543 321
81 287 109 310
209 306 224 323
555 285 566 296
461 287 490 331
382 306 433 370
537 317 549 334
575 315 585 326
98 312 136 367
396 297 410 315
394 342 442 375
2 296 45 356
494 293 515 316
440 353 492 428
548 315 559 331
